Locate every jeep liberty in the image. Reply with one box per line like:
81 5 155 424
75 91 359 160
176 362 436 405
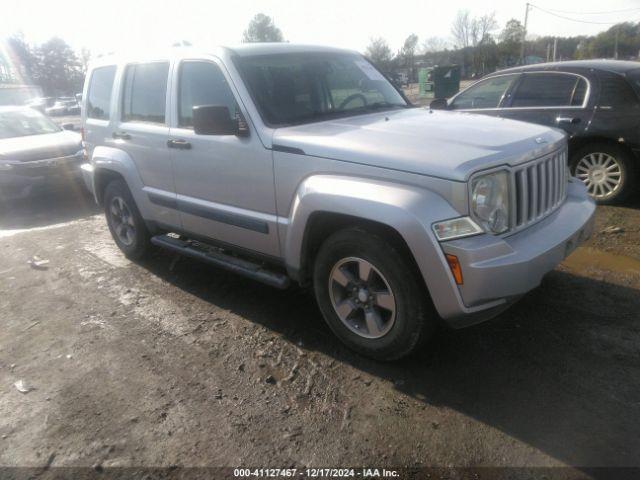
81 44 595 360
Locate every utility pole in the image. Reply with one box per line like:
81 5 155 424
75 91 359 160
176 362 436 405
614 26 619 59
520 2 530 64
553 37 558 62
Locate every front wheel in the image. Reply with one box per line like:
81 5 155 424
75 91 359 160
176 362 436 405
571 143 636 204
103 179 151 259
313 227 436 361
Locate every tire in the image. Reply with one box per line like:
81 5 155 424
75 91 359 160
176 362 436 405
313 227 436 361
570 143 637 205
103 179 151 259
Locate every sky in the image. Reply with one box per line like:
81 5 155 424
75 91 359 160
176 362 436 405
2 0 640 55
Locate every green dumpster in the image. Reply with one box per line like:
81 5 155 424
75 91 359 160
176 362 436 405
419 65 460 99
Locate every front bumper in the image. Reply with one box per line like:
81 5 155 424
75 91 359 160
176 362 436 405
0 152 83 200
440 179 595 328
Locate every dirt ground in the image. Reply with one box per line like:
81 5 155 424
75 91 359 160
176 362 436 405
0 181 639 476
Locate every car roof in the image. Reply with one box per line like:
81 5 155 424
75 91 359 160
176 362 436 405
89 43 359 67
491 59 640 76
222 43 357 57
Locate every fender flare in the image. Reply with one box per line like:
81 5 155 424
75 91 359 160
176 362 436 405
91 146 152 219
283 174 468 319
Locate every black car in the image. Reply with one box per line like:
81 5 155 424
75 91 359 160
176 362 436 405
432 60 640 204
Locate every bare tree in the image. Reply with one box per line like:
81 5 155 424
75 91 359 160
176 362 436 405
400 34 419 78
451 10 497 48
471 13 498 47
421 36 449 53
451 10 472 49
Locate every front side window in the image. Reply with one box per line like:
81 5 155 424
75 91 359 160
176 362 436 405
450 75 518 110
510 73 587 108
122 62 169 124
178 61 238 128
235 52 407 126
0 108 60 139
87 65 116 120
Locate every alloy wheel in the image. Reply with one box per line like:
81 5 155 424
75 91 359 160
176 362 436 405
109 196 136 246
328 257 396 339
575 152 623 200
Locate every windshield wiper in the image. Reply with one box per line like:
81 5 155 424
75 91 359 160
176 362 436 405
362 101 406 111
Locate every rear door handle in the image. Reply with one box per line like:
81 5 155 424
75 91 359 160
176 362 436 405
112 131 131 140
556 116 581 125
167 139 192 150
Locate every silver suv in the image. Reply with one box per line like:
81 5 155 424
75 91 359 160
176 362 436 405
81 44 595 360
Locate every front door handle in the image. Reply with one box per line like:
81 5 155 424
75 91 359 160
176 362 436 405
167 139 192 150
112 131 131 140
556 116 581 125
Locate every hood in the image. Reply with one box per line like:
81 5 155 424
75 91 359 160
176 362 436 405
272 108 566 181
0 130 82 162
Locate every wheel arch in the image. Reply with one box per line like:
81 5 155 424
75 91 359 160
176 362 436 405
298 211 421 287
568 136 637 165
281 174 468 320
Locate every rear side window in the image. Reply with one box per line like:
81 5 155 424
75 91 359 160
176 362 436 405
122 62 169 124
599 73 639 108
178 61 237 128
450 74 518 110
511 73 587 108
87 66 116 120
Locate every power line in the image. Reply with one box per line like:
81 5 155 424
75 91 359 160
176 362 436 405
544 6 640 15
529 4 632 25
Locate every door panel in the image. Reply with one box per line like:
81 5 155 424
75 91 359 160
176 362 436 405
114 61 180 228
499 72 595 138
169 60 279 257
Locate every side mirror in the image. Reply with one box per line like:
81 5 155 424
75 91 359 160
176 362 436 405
61 123 75 130
429 98 448 110
193 105 248 136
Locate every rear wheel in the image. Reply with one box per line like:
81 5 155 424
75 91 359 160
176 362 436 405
313 227 436 361
103 179 151 259
571 143 636 204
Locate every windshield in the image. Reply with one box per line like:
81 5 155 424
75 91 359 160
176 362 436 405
0 108 60 139
235 52 409 126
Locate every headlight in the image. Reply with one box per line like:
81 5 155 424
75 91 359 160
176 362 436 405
471 170 510 234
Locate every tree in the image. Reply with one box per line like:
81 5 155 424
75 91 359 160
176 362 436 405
79 47 91 75
242 13 284 43
421 36 448 53
365 37 394 72
4 33 37 83
451 11 498 76
34 37 83 95
499 19 525 66
399 34 419 80
471 13 498 47
451 10 473 49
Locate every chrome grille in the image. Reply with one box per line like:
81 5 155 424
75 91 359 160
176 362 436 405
512 149 568 230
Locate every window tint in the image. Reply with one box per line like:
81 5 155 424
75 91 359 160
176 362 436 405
571 78 588 106
122 62 169 124
450 75 518 110
599 73 639 108
178 61 237 128
87 66 116 120
511 73 584 108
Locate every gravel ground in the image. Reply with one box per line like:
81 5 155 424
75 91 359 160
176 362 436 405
0 183 639 476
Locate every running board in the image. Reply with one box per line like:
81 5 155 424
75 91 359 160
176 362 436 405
150 234 290 289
